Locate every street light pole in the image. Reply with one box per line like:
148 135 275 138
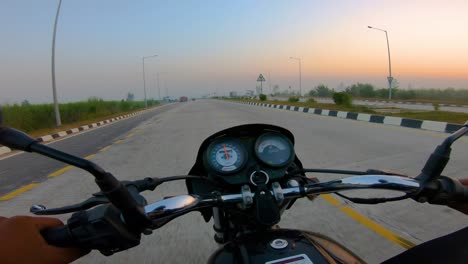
289 57 302 96
142 54 158 107
51 0 63 127
368 26 393 100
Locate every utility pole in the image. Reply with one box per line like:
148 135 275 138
268 71 272 94
51 0 63 127
156 72 168 100
289 57 302 96
157 72 160 100
142 54 158 107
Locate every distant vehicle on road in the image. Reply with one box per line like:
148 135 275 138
179 96 188 102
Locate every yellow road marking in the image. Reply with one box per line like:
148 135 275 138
99 145 112 152
125 129 143 139
125 133 136 138
84 154 96 159
48 165 73 178
339 206 416 249
2 127 150 200
0 183 40 201
47 146 112 179
320 194 416 249
321 193 341 206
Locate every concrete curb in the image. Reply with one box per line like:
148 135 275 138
359 99 468 108
237 101 465 134
0 105 163 156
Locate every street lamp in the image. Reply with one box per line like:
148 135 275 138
368 25 393 100
142 54 158 107
51 0 63 127
289 57 302 96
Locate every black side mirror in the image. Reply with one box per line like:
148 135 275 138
0 126 38 152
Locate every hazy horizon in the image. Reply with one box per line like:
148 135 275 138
1 0 468 104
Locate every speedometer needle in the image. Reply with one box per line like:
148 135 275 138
223 144 230 160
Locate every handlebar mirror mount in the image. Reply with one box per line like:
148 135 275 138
417 122 468 183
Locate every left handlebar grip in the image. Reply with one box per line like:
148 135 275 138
41 225 76 247
39 207 142 256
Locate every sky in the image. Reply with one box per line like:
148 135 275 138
1 0 468 103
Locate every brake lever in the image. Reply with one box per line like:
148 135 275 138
31 196 110 215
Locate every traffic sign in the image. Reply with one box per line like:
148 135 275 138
257 74 266 82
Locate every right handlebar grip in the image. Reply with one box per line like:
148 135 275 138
427 176 468 205
41 225 75 248
459 185 468 202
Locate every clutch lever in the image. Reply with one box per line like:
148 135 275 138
30 176 217 215
31 178 161 215
31 196 109 215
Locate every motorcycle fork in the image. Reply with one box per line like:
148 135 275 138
212 207 226 244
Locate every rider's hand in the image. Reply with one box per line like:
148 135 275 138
0 216 89 264
448 179 468 215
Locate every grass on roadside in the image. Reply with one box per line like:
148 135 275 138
2 99 160 135
331 97 468 107
25 108 156 139
233 98 468 124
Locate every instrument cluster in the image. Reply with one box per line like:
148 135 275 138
203 132 295 185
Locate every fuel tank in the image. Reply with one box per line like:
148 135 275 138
207 228 364 264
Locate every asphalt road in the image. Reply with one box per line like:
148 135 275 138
0 103 179 196
1 100 467 263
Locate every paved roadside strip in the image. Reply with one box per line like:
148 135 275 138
0 127 145 201
235 101 466 134
321 194 416 249
0 104 170 156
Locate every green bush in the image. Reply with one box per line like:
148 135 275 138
307 98 317 104
433 103 440 111
332 92 352 107
259 94 267 101
288 96 300 103
314 84 333 97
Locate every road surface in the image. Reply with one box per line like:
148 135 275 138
0 103 179 196
0 100 467 263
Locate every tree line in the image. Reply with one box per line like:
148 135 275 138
306 83 468 101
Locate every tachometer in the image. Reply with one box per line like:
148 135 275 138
255 133 294 167
206 139 247 174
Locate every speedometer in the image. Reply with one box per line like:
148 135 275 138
206 139 247 174
255 133 294 167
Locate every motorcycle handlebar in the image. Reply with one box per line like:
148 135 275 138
41 175 468 254
143 175 422 224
